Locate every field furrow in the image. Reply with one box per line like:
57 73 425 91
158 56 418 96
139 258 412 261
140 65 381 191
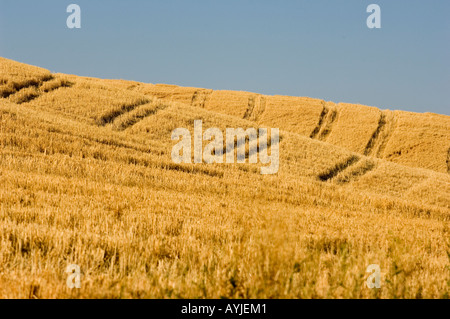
318 103 338 141
310 102 329 139
318 155 360 182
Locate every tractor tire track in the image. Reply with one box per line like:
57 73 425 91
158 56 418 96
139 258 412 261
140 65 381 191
310 102 329 139
318 155 360 182
335 159 376 184
252 96 266 122
191 90 212 108
364 110 396 158
6 76 67 104
112 102 170 131
221 128 282 162
318 107 338 141
96 99 152 126
364 111 387 156
244 95 267 122
1 74 53 99
243 96 256 120
375 111 396 158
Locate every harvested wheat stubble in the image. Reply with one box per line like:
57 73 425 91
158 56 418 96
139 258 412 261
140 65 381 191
0 57 449 299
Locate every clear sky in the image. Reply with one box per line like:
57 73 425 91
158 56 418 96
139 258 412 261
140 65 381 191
1 0 449 115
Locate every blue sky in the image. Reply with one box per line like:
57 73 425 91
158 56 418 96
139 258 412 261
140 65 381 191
1 0 449 115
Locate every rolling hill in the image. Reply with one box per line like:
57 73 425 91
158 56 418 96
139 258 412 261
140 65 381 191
0 57 449 298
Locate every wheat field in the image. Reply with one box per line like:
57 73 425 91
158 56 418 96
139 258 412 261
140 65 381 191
0 57 449 299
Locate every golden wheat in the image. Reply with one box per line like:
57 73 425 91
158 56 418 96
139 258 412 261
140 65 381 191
0 57 449 299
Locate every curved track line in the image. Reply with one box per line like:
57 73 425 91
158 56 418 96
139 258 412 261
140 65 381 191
364 112 387 156
362 110 397 158
7 77 73 105
375 111 396 158
112 103 170 131
244 95 266 122
252 96 266 122
191 90 212 108
310 102 328 139
335 160 376 184
97 99 151 126
318 107 337 141
243 96 256 120
318 155 360 182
